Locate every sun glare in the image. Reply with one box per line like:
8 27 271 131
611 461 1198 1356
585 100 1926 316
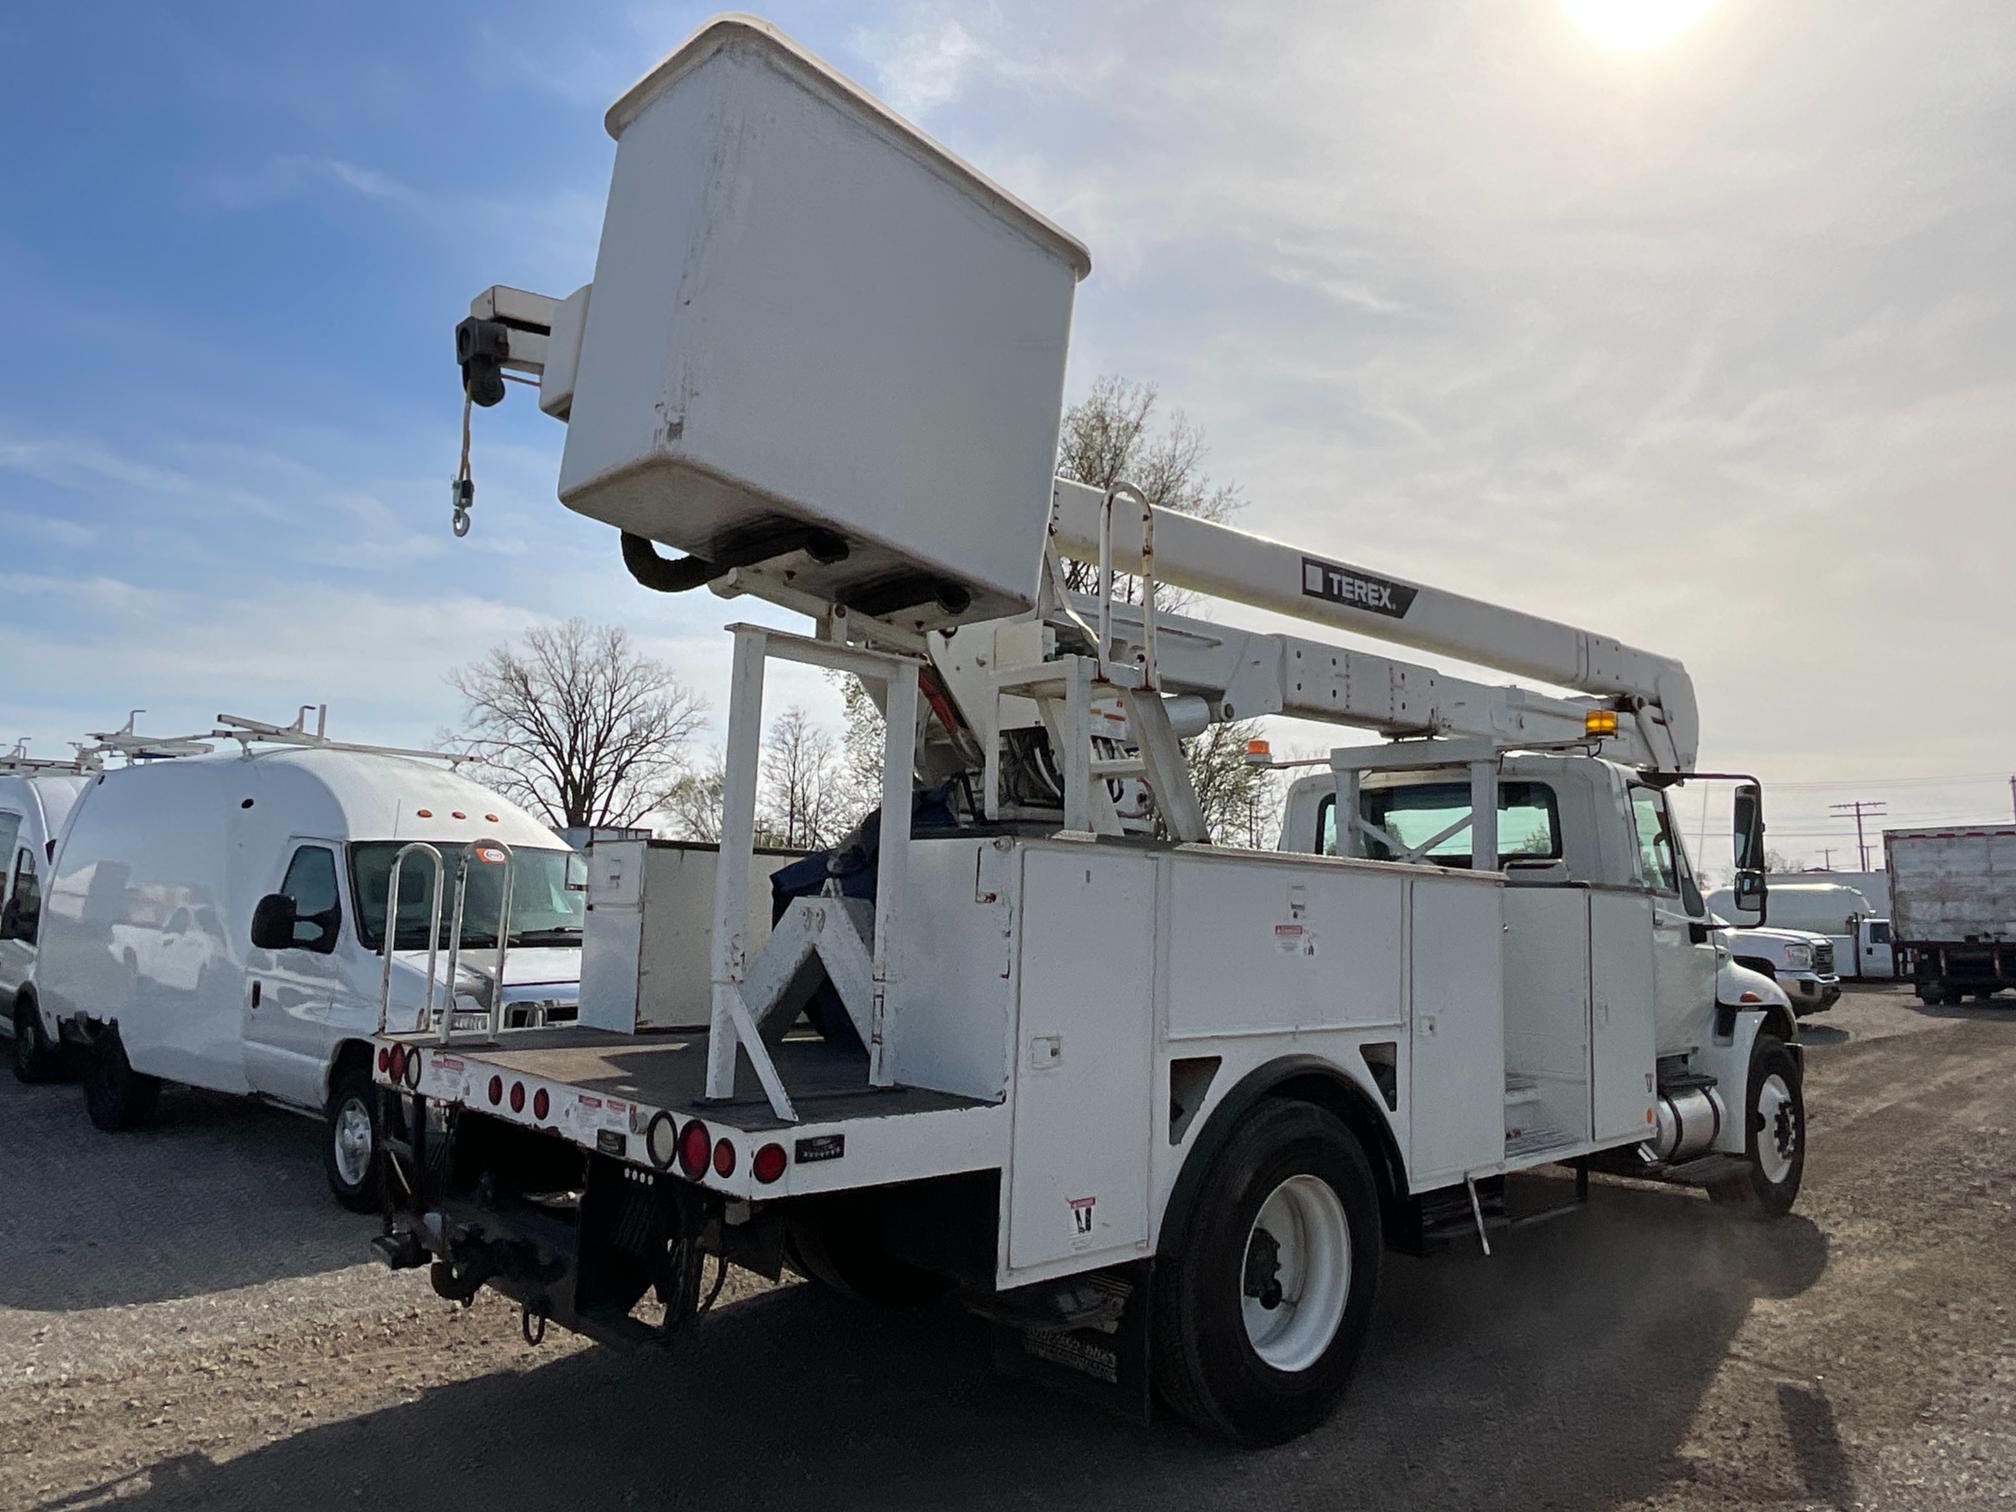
1560 0 1717 51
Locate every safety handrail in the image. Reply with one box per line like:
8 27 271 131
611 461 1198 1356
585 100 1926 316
377 842 445 1034
439 837 514 1045
1095 481 1159 691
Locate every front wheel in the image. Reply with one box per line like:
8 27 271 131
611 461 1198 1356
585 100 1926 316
82 1025 161 1131
1152 1100 1382 1445
12 997 66 1084
323 1068 383 1212
1709 1035 1804 1218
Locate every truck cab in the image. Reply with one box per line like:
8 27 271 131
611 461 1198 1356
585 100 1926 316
1283 754 1786 1059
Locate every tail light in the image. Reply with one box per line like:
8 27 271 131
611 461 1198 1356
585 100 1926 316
387 1043 408 1084
509 1081 526 1114
376 1046 390 1075
487 1074 503 1106
752 1143 787 1185
402 1049 423 1089
532 1088 550 1121
678 1119 711 1180
712 1138 736 1178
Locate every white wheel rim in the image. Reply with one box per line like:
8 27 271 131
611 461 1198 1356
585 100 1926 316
1756 1072 1796 1184
333 1098 374 1187
1241 1174 1352 1372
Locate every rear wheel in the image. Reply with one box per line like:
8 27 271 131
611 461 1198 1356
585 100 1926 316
82 1025 161 1131
1709 1035 1804 1218
11 996 65 1084
1152 1100 1382 1445
323 1068 383 1212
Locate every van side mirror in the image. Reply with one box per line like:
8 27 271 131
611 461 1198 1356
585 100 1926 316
249 893 298 951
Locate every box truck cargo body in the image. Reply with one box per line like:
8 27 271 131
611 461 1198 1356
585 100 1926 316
1887 825 2016 1003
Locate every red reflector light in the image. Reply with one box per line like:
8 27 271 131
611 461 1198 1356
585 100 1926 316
451 811 467 820
678 1119 711 1179
484 813 500 823
416 809 433 818
712 1138 736 1178
488 1074 503 1106
752 1143 787 1185
376 1046 390 1074
387 1043 408 1084
509 1081 526 1114
533 1088 550 1121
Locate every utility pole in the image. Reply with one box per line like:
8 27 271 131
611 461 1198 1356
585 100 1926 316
2009 774 2014 821
1831 800 1886 873
1819 847 1836 870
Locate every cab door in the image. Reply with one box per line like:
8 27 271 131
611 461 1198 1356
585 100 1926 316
245 840 345 1110
1629 785 1717 1053
0 811 25 997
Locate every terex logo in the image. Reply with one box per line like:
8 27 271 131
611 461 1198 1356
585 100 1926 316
1301 556 1417 619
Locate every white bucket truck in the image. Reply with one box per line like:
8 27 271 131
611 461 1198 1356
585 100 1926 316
35 712 585 1207
372 16 1798 1445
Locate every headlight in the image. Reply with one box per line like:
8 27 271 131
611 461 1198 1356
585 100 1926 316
1783 944 1812 969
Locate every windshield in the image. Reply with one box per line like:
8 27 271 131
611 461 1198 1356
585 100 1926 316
349 842 586 953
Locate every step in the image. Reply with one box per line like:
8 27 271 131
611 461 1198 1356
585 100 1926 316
1505 1126 1582 1160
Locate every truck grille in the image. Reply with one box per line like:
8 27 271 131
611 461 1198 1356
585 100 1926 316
1812 941 1835 974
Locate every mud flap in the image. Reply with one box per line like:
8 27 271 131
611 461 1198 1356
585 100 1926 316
987 1261 1154 1425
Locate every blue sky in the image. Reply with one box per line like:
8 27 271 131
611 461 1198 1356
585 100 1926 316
3 1 2013 867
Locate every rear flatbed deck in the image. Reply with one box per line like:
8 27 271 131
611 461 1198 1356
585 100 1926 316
382 1024 990 1132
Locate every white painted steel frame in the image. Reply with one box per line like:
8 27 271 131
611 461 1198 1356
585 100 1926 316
708 624 920 1120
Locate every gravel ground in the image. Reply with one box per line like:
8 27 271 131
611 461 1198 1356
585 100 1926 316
2 982 2011 1510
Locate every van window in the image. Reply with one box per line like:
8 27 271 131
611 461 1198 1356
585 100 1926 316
7 848 39 945
0 813 20 893
1322 781 1561 865
1629 787 1680 893
279 845 342 954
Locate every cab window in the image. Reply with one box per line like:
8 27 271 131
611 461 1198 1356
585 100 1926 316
1318 781 1561 866
279 845 342 954
1629 787 1681 893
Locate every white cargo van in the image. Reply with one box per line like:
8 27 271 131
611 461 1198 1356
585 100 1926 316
0 766 92 1081
35 746 585 1207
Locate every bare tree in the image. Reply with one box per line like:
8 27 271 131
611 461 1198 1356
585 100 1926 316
1185 718 1283 848
443 619 707 831
758 705 847 850
1054 374 1244 599
661 752 727 843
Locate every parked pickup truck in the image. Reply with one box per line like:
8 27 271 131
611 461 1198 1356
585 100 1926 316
1710 913 1841 1017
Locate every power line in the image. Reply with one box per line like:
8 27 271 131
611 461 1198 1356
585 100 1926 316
1765 772 2007 789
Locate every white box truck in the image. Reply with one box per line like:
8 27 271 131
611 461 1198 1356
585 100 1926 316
372 15 1801 1446
35 724 587 1207
1886 824 2016 1004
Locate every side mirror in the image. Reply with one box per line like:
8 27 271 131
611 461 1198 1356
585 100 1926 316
249 893 298 951
1730 781 1767 925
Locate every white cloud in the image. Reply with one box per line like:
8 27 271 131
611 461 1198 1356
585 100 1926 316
851 11 985 119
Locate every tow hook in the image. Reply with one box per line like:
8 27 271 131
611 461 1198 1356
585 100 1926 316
522 1296 550 1346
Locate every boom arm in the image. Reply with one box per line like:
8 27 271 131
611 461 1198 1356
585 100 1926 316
1049 479 1698 770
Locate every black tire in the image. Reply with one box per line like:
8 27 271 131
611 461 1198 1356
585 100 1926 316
82 1025 161 1131
1152 1100 1382 1445
1708 1035 1804 1218
12 996 65 1084
323 1067 383 1213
